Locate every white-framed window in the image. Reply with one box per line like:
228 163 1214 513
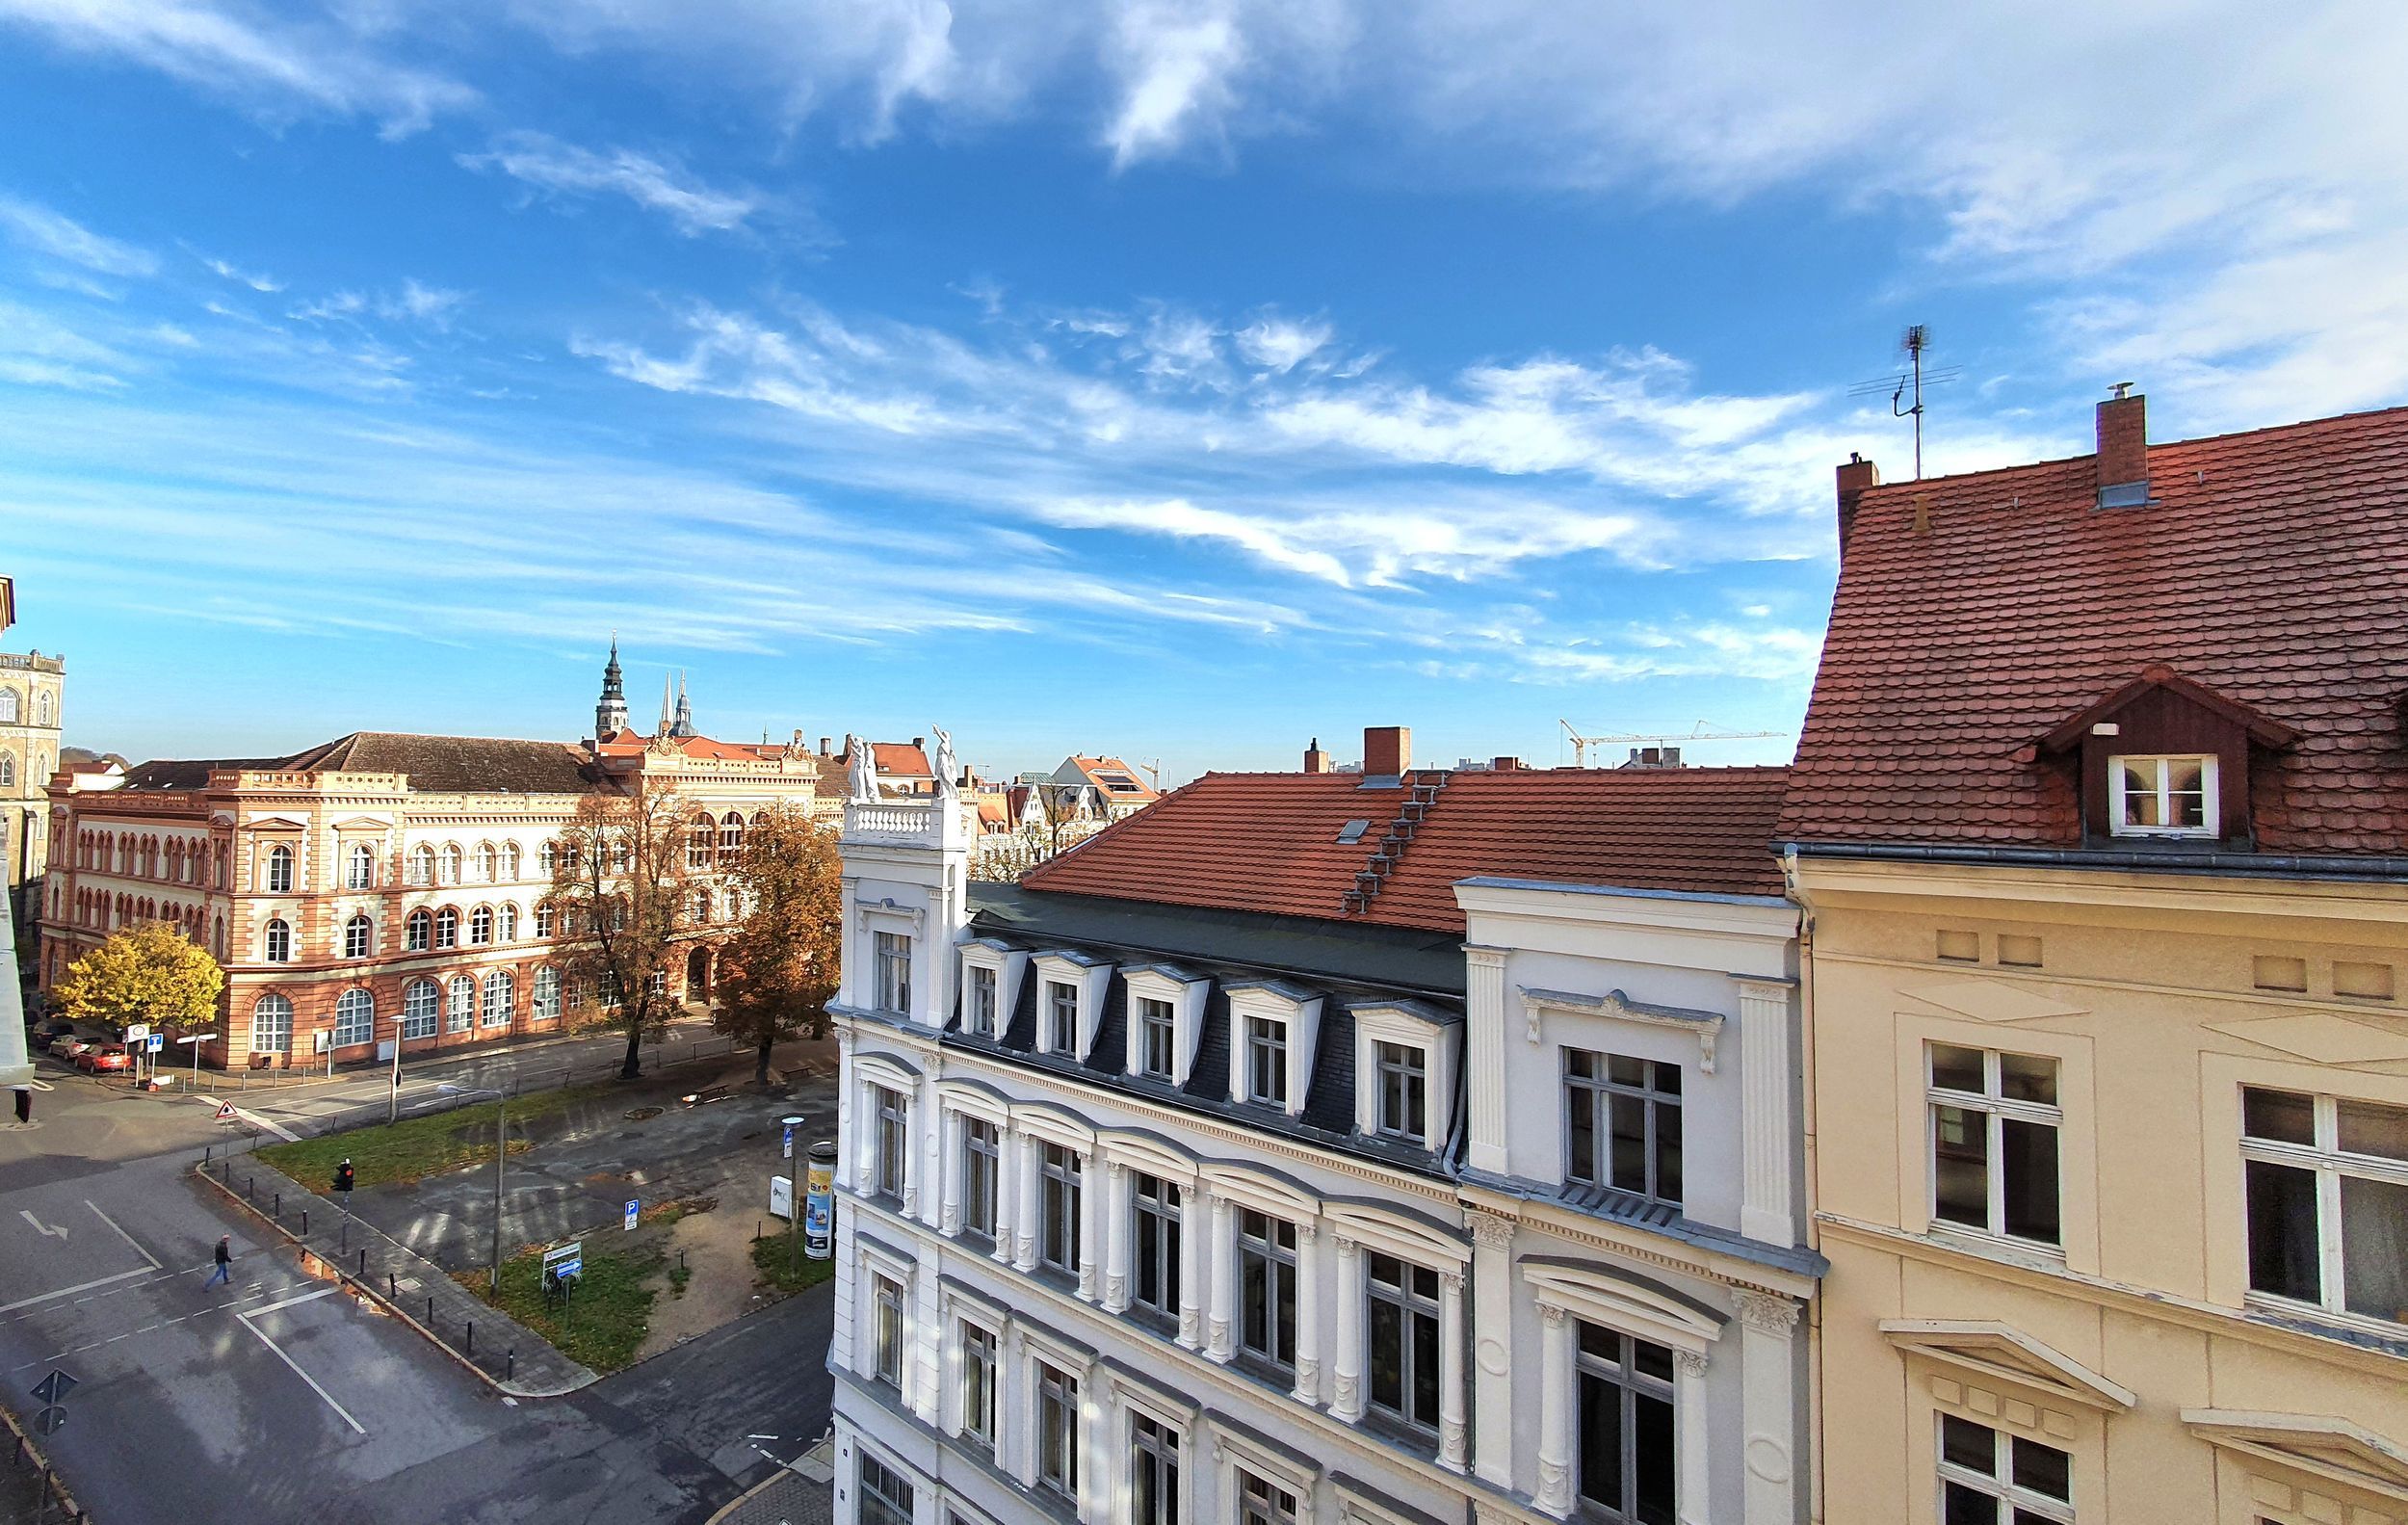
1367 1251 1442 1434
1374 1041 1426 1142
875 932 911 1015
1040 1142 1083 1275
482 970 513 1028
538 840 558 876
494 904 514 940
1237 1469 1299 1525
502 842 520 881
1244 1017 1288 1108
343 914 373 960
1566 1049 1683 1205
2107 752 2216 837
402 979 440 1039
331 988 375 1048
958 1320 998 1447
872 1085 909 1199
470 906 493 945
532 966 561 1020
406 908 432 951
1132 1411 1182 1525
1137 997 1176 1080
961 1117 1000 1238
2242 1087 2408 1324
1938 1414 2074 1524
1238 1209 1297 1374
408 845 435 885
1045 981 1080 1054
263 917 292 963
686 814 715 870
1929 1043 2061 1247
858 1452 915 1525
0 688 14 723
1133 1172 1182 1319
264 844 295 894
1125 968 1208 1085
966 964 998 1038
1034 1360 1081 1501
536 904 556 938
1577 1322 1677 1521
439 844 462 884
435 907 459 949
345 843 376 890
447 974 476 1033
871 1273 904 1387
251 992 293 1054
477 843 498 881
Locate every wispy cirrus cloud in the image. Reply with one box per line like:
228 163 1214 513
459 131 764 237
0 195 157 277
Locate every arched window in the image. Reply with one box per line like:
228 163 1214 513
251 993 293 1054
482 970 513 1028
687 814 715 869
402 979 440 1039
0 688 16 723
214 841 227 888
539 840 558 876
477 843 498 881
346 844 376 890
406 908 432 951
502 843 521 881
719 810 745 862
344 914 373 959
469 906 493 944
213 915 226 958
0 756 13 787
34 692 48 725
533 966 561 1021
446 975 475 1034
331 988 375 1047
439 844 461 884
408 845 435 885
536 904 556 938
723 887 743 922
694 888 713 923
434 907 458 949
497 903 517 940
264 845 294 894
263 917 292 962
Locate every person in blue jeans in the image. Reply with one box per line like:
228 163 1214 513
205 1235 233 1288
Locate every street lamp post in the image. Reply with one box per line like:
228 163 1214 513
781 1115 806 1272
386 1014 406 1123
175 1033 206 1090
431 1084 509 1294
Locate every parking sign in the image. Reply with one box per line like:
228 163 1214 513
623 1198 639 1231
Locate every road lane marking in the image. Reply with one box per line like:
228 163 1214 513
197 1095 300 1142
18 1211 68 1239
85 1201 162 1269
239 1293 365 1434
0 1268 153 1314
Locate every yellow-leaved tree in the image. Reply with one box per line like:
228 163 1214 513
54 922 224 1035
713 803 845 1083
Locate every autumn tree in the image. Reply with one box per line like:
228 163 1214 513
54 921 223 1034
713 803 844 1083
542 780 698 1081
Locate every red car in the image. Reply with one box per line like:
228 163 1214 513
77 1044 131 1074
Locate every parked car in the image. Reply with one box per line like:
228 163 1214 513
77 1043 131 1074
44 1034 90 1062
34 1017 75 1043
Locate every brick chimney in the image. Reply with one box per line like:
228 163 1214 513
1303 737 1332 774
1491 756 1522 772
1363 725 1410 779
2096 383 2149 507
1835 453 1880 559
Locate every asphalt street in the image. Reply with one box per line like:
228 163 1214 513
0 1045 837 1524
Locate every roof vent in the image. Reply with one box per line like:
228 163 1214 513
1336 819 1370 844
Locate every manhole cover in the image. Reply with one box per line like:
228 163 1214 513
625 1106 663 1121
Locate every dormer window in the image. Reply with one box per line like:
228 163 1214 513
1224 982 1322 1119
1031 951 1111 1059
1348 998 1458 1150
1243 1018 1289 1108
1046 981 1079 1053
1136 999 1175 1079
966 964 998 1038
2109 753 2215 837
1122 964 1208 1085
1374 1042 1426 1140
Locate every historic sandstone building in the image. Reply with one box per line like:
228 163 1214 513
0 618 63 941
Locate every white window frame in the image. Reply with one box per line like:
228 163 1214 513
857 1450 916 1525
345 843 376 890
262 844 295 894
262 917 292 963
958 944 1025 1044
408 845 435 885
250 993 293 1054
532 965 561 1021
1936 1413 2075 1524
959 1114 1002 1241
402 979 440 1039
852 1236 917 1397
874 931 913 1016
1123 964 1210 1086
343 914 374 960
406 908 432 951
1117 1383 1195 1525
1225 985 1322 1119
446 974 475 1033
870 1271 906 1388
2239 1086 2408 1327
2107 751 2218 839
1029 1351 1086 1504
1211 1430 1316 1525
1349 1002 1453 1147
331 989 375 1048
482 970 513 1028
965 962 1000 1038
1927 1043 2063 1249
944 1300 1004 1458
1030 951 1112 1061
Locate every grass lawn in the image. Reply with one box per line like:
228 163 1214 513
259 1084 609 1189
468 1245 660 1374
750 1231 836 1296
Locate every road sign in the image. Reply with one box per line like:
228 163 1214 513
623 1198 640 1231
34 1407 64 1436
124 1023 150 1042
542 1242 583 1281
216 1101 236 1122
31 1369 75 1405
781 1121 795 1159
146 1035 164 1053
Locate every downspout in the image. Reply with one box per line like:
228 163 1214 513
1781 845 1824 1525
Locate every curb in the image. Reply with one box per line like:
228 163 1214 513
192 1163 597 1400
0 1401 85 1520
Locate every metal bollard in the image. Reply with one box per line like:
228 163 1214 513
389 1273 397 1299
465 1320 475 1356
358 1247 367 1277
428 1295 435 1324
508 1347 516 1380
301 1208 308 1235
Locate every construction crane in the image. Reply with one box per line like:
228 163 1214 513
1559 720 1789 769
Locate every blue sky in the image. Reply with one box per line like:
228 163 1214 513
4 2 2404 782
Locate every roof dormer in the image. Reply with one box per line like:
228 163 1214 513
2033 665 2297 847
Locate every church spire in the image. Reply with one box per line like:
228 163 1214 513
671 670 696 738
658 673 674 736
594 633 629 739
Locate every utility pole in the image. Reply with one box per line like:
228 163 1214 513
387 1014 406 1123
782 1115 805 1273
492 1096 507 1294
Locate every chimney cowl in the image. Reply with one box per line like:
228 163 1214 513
2096 386 2151 508
1303 737 1332 775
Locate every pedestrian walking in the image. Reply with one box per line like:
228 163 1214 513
205 1235 233 1288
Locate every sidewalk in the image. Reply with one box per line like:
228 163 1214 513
194 1153 596 1398
114 1015 726 1099
706 1437 835 1525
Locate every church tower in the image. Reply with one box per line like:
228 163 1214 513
670 670 696 738
594 635 628 738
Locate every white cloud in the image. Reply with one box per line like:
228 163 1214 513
1102 1 1244 168
0 196 156 276
194 250 282 292
458 131 762 236
1234 314 1329 374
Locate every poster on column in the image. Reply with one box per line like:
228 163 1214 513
803 1143 835 1259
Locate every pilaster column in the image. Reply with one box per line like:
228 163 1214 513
1014 1131 1041 1272
1077 1151 1103 1301
899 1080 922 1222
1207 1195 1235 1361
1177 1184 1205 1350
1079 1367 1112 1525
1291 1220 1322 1406
938 1109 962 1237
992 1122 1018 1265
1675 1348 1712 1525
852 1078 878 1193
1330 1235 1364 1422
832 1031 856 1193
1103 1161 1131 1312
1467 1209 1518 1489
1736 978 1796 1246
1003 1326 1030 1486
1438 1269 1469 1473
1463 945 1511 1175
1737 1294 1801 1525
1534 1302 1573 1516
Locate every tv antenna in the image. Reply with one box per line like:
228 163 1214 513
1847 325 1960 480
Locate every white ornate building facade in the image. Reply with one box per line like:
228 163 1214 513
826 731 1819 1525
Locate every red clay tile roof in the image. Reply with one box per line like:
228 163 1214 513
1020 766 1791 933
1780 406 2408 854
1065 755 1160 802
